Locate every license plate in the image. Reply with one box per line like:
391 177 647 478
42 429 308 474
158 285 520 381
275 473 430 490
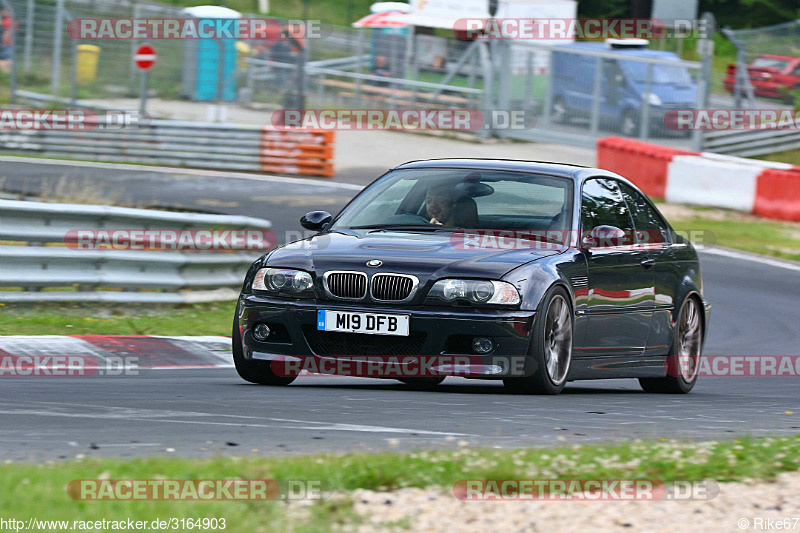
317 310 409 336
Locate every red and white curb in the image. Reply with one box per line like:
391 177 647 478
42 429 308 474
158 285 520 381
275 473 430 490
0 335 233 370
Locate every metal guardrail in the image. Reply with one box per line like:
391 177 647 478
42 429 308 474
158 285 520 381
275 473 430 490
703 127 800 157
307 54 372 71
0 199 272 303
0 117 336 177
12 89 111 110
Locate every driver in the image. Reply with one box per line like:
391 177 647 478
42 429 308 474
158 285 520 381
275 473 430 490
425 184 458 225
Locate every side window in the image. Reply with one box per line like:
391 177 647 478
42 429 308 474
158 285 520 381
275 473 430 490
618 182 671 245
792 64 800 76
581 178 635 236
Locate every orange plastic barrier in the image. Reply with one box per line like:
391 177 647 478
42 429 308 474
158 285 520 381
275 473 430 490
597 136 699 199
260 129 335 178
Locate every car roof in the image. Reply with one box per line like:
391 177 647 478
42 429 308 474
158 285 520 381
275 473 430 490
394 158 586 177
759 54 798 60
392 158 632 186
556 41 680 59
395 158 587 177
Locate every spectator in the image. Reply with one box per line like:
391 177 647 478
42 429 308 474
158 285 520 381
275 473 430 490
371 55 390 87
270 31 293 64
0 8 16 74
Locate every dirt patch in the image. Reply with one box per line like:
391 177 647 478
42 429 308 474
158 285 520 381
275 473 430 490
346 471 800 532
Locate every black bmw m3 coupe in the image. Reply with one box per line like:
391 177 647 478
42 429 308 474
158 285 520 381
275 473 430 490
233 159 710 394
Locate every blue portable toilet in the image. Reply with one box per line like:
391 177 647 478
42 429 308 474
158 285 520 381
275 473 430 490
180 6 240 101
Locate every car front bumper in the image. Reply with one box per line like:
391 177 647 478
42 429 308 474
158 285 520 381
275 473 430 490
238 295 536 379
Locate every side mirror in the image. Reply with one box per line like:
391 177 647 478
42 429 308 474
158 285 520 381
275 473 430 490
300 211 332 231
582 225 626 249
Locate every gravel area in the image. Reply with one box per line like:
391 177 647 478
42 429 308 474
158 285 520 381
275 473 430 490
343 471 800 532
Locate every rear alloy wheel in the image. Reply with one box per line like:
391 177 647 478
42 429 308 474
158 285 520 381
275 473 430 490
504 287 573 395
639 297 703 394
232 307 296 386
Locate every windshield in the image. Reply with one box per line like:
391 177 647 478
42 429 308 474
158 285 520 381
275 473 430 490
331 168 573 240
619 59 694 85
751 57 791 70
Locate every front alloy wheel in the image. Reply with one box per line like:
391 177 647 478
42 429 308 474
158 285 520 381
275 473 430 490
504 287 573 395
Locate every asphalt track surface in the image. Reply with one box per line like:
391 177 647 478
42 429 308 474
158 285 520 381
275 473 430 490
1 158 799 461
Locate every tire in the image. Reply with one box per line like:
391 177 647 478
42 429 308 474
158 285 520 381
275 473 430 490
620 109 639 137
397 377 445 389
232 306 296 386
639 296 703 394
552 97 569 124
504 286 573 395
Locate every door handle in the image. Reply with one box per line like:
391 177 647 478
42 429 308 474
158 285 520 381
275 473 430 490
640 258 655 269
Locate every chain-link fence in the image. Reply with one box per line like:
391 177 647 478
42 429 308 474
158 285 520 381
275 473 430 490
722 20 800 106
4 0 180 101
1 1 738 151
502 41 705 148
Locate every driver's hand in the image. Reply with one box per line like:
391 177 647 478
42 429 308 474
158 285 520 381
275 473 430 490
429 217 443 225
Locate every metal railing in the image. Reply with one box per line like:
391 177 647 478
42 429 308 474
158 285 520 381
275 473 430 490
0 199 271 303
0 115 336 177
244 57 484 111
703 126 800 157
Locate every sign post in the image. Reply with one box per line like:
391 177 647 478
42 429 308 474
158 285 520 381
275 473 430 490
134 44 157 116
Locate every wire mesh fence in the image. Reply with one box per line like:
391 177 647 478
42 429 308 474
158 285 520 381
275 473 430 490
0 1 734 151
721 20 800 105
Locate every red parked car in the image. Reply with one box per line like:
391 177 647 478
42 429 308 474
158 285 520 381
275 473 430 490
723 55 800 100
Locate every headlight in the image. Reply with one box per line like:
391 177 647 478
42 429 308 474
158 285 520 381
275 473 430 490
644 92 662 106
426 279 520 306
252 268 314 296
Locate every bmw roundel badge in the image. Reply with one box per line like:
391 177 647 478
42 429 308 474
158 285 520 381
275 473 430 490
366 259 383 267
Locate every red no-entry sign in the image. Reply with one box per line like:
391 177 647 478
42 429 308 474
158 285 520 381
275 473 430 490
134 44 157 71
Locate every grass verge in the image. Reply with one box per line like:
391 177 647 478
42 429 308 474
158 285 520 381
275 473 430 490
0 301 236 336
755 149 800 167
659 203 800 262
1 435 799 530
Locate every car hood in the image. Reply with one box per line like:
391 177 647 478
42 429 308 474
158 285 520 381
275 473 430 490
265 230 561 282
